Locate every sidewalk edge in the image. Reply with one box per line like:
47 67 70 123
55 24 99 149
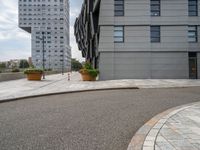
0 87 139 104
127 101 200 150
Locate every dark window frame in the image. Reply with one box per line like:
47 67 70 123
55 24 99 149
188 0 198 16
114 0 124 16
114 26 124 43
151 0 160 16
151 26 161 43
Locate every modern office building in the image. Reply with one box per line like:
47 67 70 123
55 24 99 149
19 0 71 71
74 0 200 80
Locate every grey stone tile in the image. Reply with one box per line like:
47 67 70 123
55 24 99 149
156 141 176 150
154 104 200 150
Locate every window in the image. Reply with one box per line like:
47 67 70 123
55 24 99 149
188 26 198 42
188 0 198 16
114 0 124 16
114 26 124 43
151 0 160 16
151 26 160 43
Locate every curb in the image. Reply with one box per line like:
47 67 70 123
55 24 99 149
0 87 139 104
127 102 200 150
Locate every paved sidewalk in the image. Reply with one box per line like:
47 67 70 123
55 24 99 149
128 102 200 150
1 72 200 101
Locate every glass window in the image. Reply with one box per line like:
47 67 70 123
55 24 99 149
189 0 198 16
151 26 160 43
151 0 160 16
188 26 198 42
114 26 124 43
114 0 124 16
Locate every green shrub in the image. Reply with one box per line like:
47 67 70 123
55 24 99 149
44 69 52 71
19 59 29 68
71 58 82 71
79 62 99 77
12 68 20 73
87 69 99 77
24 68 44 74
83 62 93 70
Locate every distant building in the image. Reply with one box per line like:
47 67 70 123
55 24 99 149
28 57 33 66
18 0 71 71
75 0 200 80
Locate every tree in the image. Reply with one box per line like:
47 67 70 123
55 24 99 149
0 62 6 69
19 59 30 69
71 58 82 71
0 62 6 73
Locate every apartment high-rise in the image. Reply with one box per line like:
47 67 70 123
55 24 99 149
19 0 71 71
75 0 200 80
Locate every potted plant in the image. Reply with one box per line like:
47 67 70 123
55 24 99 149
79 62 99 81
24 68 44 81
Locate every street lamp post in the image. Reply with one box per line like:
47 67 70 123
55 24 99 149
62 50 64 75
42 32 45 79
36 32 45 79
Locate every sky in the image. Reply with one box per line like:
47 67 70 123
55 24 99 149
0 0 84 62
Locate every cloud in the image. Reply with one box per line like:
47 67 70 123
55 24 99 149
0 0 31 61
0 0 84 62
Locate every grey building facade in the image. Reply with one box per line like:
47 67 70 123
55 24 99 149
19 0 71 71
75 0 200 80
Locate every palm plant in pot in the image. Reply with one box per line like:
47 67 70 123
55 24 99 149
79 62 99 81
24 67 44 81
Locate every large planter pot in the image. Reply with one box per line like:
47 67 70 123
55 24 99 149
26 73 42 81
80 73 96 81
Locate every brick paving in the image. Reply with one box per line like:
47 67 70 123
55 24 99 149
128 102 200 150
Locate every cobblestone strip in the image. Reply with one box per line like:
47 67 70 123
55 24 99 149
127 102 200 150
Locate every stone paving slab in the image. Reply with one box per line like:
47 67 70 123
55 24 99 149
1 72 200 102
127 102 200 150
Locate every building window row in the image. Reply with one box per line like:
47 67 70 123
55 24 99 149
150 26 160 42
114 26 124 43
114 0 198 17
189 0 198 16
19 8 64 12
151 0 160 16
19 0 63 2
114 0 124 16
114 26 198 43
188 26 198 42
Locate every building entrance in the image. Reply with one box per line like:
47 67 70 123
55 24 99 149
189 52 198 79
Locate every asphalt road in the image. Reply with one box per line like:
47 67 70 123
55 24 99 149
0 87 200 150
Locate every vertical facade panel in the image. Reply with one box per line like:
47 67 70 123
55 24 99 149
99 0 114 25
151 52 189 79
198 53 200 79
99 52 115 80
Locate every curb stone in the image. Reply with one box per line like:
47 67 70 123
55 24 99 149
0 87 139 104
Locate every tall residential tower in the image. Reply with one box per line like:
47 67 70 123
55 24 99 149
19 0 71 71
75 0 200 80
